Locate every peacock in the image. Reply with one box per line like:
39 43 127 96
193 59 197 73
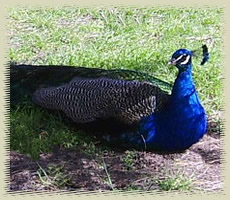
10 45 209 152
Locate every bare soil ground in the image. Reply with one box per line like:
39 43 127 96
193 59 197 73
9 131 222 192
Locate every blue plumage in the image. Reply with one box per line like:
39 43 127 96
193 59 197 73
104 48 208 151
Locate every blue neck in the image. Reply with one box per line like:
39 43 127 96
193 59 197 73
171 65 195 101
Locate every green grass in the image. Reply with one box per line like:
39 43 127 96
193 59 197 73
36 163 73 189
11 104 80 159
122 150 138 170
155 175 193 191
9 7 223 159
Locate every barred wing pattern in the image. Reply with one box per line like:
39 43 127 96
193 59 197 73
33 78 169 124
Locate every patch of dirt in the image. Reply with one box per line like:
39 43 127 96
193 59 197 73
9 133 222 192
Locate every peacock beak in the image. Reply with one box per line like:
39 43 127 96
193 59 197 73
168 59 176 65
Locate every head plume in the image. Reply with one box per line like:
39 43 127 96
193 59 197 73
192 44 209 65
169 45 209 69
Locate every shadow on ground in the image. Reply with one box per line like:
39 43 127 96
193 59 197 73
9 131 222 192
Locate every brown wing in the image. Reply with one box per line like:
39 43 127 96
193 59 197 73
32 78 170 124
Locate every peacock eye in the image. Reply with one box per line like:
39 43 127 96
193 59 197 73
183 55 188 59
180 54 191 65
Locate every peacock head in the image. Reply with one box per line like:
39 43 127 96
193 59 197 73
168 49 193 70
168 45 209 71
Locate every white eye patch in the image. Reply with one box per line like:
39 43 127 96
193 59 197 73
180 55 191 65
174 54 184 62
